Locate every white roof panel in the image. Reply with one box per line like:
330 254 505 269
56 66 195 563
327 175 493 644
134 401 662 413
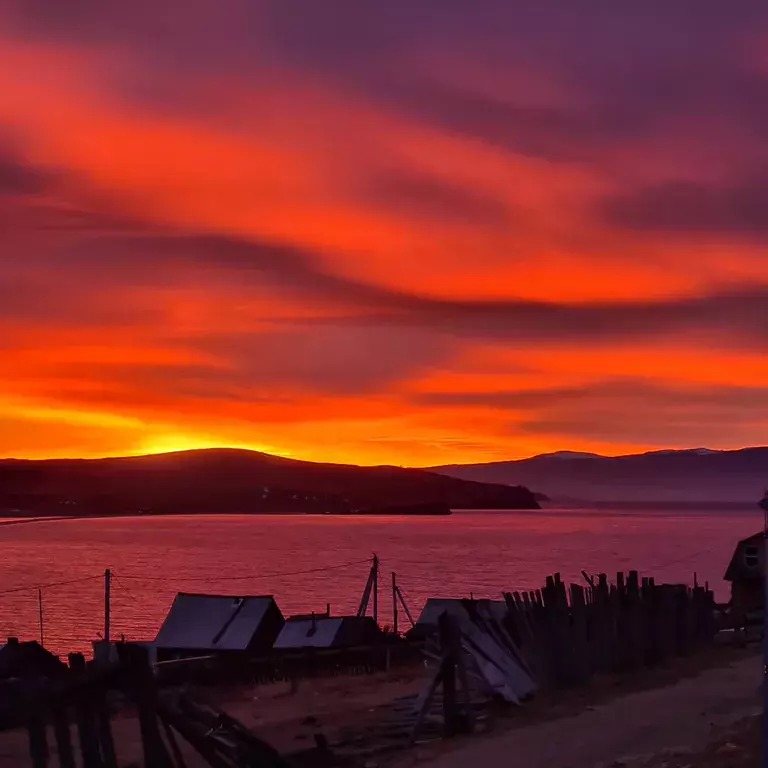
273 617 344 649
154 593 277 651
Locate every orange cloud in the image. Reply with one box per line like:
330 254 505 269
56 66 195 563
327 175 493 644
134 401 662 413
0 6 767 465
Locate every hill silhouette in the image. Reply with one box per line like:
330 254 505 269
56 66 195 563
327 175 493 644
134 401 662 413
0 448 539 516
431 446 768 504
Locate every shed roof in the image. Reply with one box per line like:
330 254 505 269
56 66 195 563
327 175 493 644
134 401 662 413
274 616 345 649
154 593 282 651
273 615 380 649
416 598 506 627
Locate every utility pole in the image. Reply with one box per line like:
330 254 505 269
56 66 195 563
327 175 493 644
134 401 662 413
104 568 111 643
37 589 44 647
372 554 379 625
356 554 381 623
392 572 399 635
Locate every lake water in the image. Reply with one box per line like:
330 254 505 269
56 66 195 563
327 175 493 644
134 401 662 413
0 508 760 656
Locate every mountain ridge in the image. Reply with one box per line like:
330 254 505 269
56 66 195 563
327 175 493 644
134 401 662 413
0 447 540 516
430 446 768 504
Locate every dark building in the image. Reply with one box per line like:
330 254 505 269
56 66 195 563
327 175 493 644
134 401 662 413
724 532 764 623
154 593 285 659
0 638 67 680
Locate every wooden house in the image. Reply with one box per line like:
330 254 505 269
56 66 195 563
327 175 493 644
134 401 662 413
154 593 285 660
724 532 763 622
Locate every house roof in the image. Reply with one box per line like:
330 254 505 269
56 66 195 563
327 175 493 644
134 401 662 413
274 616 345 649
154 593 281 651
724 532 763 581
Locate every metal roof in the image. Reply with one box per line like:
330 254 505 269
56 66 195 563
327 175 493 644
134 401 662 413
416 598 470 627
416 598 507 627
154 593 280 651
273 616 345 649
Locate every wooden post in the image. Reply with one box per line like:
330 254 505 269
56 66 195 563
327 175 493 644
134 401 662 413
95 687 118 768
438 613 459 737
372 554 379 625
27 719 48 768
52 711 75 768
395 584 416 628
104 569 111 644
626 571 642 670
356 556 377 618
68 653 102 768
392 572 398 635
117 644 174 767
570 584 590 684
38 589 44 648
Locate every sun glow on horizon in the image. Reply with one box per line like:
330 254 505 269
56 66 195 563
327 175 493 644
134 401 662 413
135 434 293 459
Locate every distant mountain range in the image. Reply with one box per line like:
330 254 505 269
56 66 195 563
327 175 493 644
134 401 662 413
431 447 768 504
0 449 539 516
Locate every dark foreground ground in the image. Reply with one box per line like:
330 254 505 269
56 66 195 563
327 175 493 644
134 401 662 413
0 645 759 767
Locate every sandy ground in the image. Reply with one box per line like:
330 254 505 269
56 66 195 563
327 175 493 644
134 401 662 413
397 652 761 768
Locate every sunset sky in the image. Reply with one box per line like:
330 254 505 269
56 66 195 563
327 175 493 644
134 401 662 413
1 2 767 465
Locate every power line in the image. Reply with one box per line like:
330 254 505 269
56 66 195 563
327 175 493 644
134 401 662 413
0 574 101 596
642 545 719 574
111 576 141 605
116 557 373 584
0 557 372 602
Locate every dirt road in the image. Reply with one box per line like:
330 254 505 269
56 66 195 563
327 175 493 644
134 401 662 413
404 653 761 768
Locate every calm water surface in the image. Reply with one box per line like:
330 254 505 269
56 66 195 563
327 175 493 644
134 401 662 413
0 508 759 655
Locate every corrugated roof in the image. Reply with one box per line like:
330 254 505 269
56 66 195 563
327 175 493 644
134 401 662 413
154 593 279 651
273 616 345 649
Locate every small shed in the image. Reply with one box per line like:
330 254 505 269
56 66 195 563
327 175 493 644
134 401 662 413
273 615 383 650
154 593 285 658
724 532 763 622
0 638 67 680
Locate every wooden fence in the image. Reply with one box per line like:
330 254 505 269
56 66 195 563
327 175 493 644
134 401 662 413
0 645 291 768
503 571 717 689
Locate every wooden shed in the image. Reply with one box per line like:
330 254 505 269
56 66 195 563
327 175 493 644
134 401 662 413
154 593 285 660
724 532 763 622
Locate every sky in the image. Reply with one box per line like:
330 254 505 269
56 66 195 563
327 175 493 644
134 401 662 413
0 2 767 466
